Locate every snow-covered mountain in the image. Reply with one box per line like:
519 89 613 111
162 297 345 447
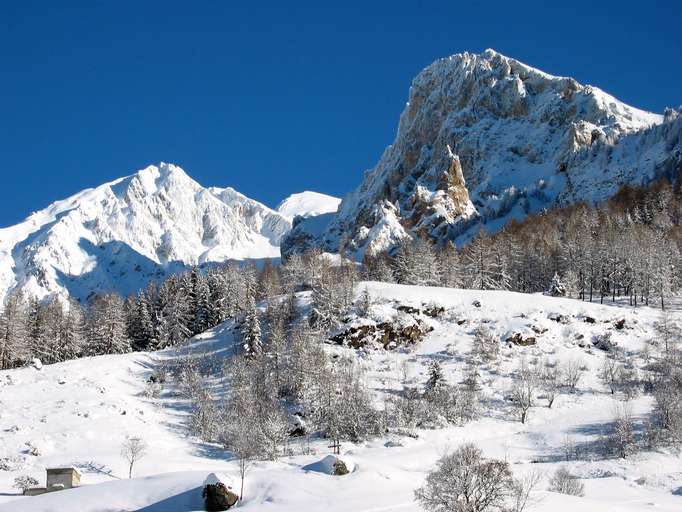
276 191 341 221
282 49 682 258
0 163 295 302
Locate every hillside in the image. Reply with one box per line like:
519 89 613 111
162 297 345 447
1 283 680 511
282 49 682 259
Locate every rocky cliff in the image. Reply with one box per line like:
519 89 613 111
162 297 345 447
283 49 681 259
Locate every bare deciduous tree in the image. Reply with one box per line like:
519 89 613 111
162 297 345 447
539 364 561 408
600 356 620 394
562 359 583 392
509 470 543 512
606 401 636 458
511 363 536 424
121 436 147 479
415 443 515 512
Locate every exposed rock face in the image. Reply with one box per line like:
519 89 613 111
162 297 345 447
330 302 438 349
330 320 432 350
283 49 682 259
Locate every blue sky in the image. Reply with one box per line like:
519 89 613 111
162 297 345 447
1 1 680 227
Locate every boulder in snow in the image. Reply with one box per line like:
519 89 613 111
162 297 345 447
303 455 355 476
202 473 239 511
593 332 617 352
506 332 537 347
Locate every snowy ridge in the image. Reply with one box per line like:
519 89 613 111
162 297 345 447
282 49 682 258
276 191 341 221
0 163 292 302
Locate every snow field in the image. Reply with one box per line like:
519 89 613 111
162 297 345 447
0 283 680 511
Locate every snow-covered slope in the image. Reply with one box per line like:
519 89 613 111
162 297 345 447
1 284 680 511
282 49 682 258
276 191 341 221
0 163 292 302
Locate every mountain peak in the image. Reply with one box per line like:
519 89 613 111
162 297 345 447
276 191 341 221
283 49 680 259
0 165 291 302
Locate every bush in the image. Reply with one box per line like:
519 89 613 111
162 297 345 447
548 467 584 496
473 325 500 362
415 443 516 512
13 475 39 492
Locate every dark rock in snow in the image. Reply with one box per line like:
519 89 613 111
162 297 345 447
506 333 537 346
330 320 432 349
423 304 445 318
397 305 421 315
203 474 239 511
593 332 616 352
548 313 569 324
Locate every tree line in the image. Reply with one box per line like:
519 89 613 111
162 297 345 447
364 177 682 308
0 253 358 370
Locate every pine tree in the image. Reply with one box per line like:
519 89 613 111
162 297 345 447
437 242 462 288
26 296 49 362
41 298 66 363
357 287 372 317
394 238 439 286
548 272 567 297
157 277 191 348
87 293 131 355
127 291 156 351
61 298 86 359
0 289 28 369
425 361 445 392
242 295 262 356
206 268 228 326
463 232 504 290
190 267 211 335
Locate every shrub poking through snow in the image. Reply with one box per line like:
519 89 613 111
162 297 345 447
548 467 584 496
473 324 500 362
415 443 535 512
562 359 583 391
605 401 637 459
593 331 616 352
13 475 39 493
